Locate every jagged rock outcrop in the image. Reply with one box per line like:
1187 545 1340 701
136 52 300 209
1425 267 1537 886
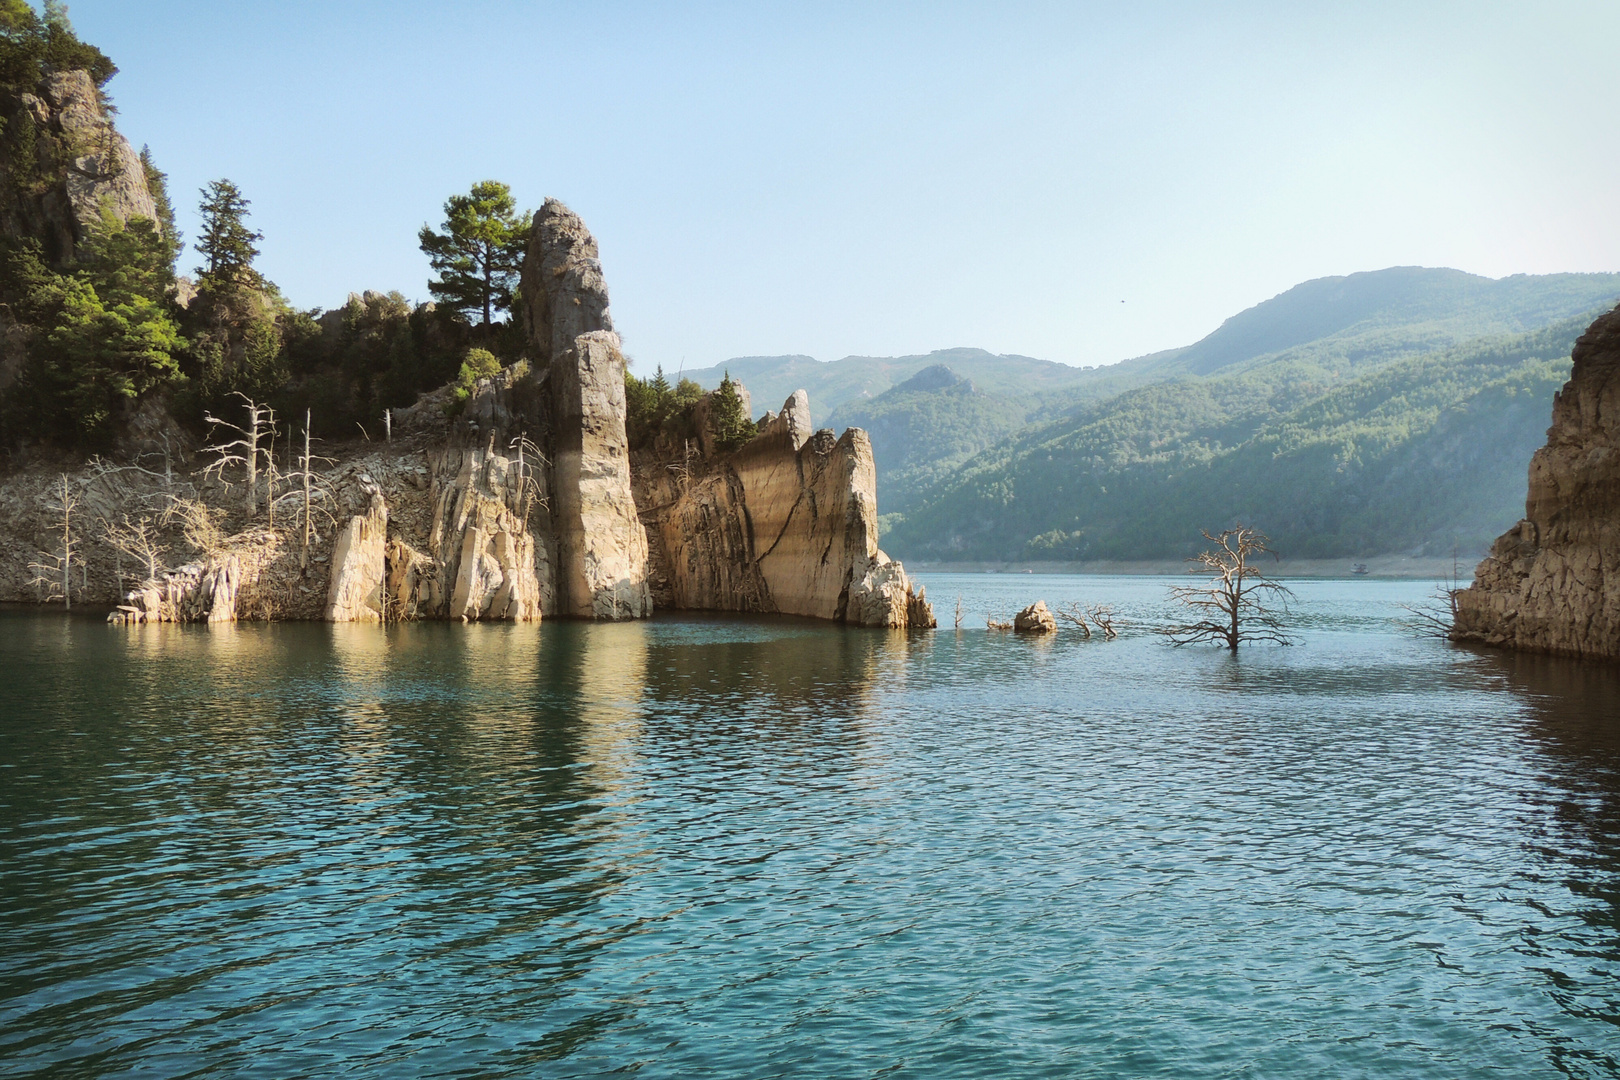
637 390 935 628
1014 600 1057 634
521 198 615 370
47 199 927 632
111 557 243 624
427 440 545 621
518 200 651 619
1 68 159 266
1455 304 1620 659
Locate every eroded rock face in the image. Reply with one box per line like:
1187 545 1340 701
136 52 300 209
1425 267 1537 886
638 390 935 628
325 493 388 622
0 68 159 266
519 200 651 620
1454 305 1620 659
1014 600 1057 634
521 198 615 371
549 331 652 618
427 441 545 622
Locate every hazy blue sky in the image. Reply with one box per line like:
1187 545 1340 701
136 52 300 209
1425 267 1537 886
65 1 1620 370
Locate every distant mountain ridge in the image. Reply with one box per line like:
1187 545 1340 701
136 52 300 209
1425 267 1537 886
668 267 1620 562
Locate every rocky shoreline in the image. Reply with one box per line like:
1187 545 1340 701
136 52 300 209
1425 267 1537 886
0 202 935 630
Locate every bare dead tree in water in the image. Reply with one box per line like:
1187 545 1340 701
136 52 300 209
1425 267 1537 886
954 595 964 629
202 393 276 515
28 474 80 608
1053 602 1121 640
1161 525 1294 651
1400 551 1467 639
1054 602 1091 638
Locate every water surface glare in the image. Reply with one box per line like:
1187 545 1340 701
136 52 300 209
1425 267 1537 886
3 575 1620 1077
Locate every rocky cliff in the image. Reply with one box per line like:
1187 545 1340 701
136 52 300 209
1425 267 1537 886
6 197 927 630
0 68 159 266
635 389 936 628
1454 305 1620 659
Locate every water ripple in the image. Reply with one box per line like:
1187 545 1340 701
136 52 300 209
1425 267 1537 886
2 578 1620 1076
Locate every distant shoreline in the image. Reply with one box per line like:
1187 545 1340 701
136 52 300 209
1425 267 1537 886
905 555 1475 580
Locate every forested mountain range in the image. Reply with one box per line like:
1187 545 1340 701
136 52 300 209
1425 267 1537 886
685 268 1620 562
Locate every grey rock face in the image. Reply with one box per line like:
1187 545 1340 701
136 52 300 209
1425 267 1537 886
549 330 652 619
637 388 936 628
520 198 615 370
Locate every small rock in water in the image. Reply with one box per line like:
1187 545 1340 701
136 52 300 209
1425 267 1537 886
1014 600 1057 634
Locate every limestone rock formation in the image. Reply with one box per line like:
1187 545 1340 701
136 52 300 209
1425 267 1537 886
637 390 935 628
518 200 651 619
1014 600 1057 634
549 331 652 618
324 492 388 622
521 198 615 370
427 440 545 621
1455 305 1620 659
1 68 159 266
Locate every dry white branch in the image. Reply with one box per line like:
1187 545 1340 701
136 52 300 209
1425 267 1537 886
28 474 80 608
202 392 276 515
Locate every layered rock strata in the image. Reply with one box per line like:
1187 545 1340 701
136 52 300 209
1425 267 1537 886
637 390 935 628
1454 304 1620 659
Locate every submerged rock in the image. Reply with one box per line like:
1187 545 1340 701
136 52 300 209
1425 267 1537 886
1014 600 1057 634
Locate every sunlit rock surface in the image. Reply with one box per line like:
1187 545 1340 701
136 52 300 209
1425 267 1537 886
1455 304 1620 659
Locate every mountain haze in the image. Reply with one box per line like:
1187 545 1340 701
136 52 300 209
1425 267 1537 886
677 267 1620 564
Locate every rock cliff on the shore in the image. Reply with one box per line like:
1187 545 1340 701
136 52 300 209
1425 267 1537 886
636 389 936 628
1454 304 1620 659
5 198 927 630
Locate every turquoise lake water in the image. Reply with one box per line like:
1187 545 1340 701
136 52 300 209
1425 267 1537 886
2 574 1619 1077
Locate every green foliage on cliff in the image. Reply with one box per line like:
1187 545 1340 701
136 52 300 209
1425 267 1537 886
709 373 752 452
0 207 185 444
625 365 704 451
0 0 115 92
274 290 467 436
194 179 261 290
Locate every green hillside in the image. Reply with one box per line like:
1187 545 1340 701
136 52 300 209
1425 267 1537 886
884 313 1597 563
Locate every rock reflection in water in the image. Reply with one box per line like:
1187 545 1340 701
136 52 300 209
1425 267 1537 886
1480 648 1620 1064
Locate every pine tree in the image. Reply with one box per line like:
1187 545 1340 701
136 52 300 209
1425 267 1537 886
709 372 752 452
417 181 532 335
195 179 262 288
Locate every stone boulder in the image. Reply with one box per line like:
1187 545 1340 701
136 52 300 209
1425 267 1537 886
1014 600 1057 634
325 492 388 622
